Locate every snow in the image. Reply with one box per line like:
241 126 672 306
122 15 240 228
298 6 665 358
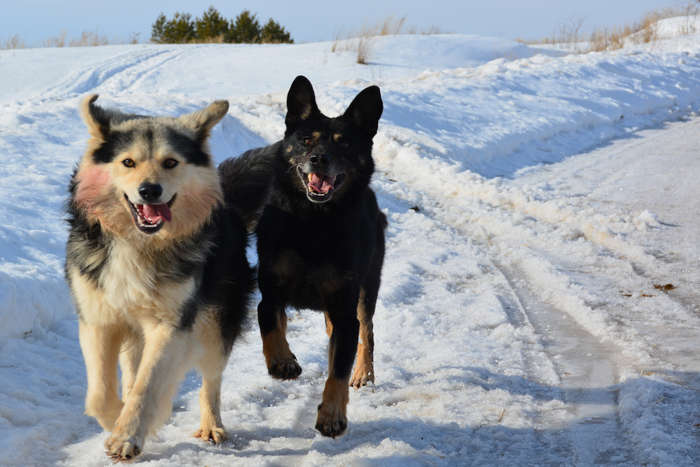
1 28 699 466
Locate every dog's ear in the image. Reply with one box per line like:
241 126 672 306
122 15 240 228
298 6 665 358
180 100 229 142
80 94 111 140
344 86 383 137
285 75 320 129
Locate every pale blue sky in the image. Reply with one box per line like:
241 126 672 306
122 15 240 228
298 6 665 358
1 0 685 46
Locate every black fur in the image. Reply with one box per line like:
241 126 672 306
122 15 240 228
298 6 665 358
221 75 387 437
90 124 210 166
218 142 279 227
91 129 139 163
164 127 210 166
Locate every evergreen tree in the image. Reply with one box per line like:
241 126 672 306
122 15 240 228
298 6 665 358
260 18 294 44
151 13 168 43
151 12 195 43
151 9 293 44
167 13 196 43
230 10 261 43
195 6 230 41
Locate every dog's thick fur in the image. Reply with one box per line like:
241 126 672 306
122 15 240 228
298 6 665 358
65 95 253 461
220 76 386 438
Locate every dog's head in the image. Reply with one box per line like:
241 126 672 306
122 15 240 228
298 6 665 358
73 95 228 242
281 76 383 205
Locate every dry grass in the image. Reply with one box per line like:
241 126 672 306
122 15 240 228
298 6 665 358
43 31 67 48
69 30 109 47
1 34 25 49
523 3 699 54
332 16 442 65
3 30 143 49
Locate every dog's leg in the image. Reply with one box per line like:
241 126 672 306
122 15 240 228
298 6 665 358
118 328 143 402
105 322 190 461
258 297 301 379
316 292 359 438
350 287 377 389
194 321 228 444
351 234 383 389
324 312 333 338
79 321 124 431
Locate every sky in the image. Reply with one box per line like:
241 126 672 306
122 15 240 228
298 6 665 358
0 0 686 46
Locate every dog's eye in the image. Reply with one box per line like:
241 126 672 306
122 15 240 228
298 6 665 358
163 158 179 169
122 158 135 168
302 137 313 146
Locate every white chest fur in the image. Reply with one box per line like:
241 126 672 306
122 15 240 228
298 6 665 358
70 240 195 327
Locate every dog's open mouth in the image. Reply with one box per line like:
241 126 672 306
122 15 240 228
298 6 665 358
297 167 345 203
124 194 176 234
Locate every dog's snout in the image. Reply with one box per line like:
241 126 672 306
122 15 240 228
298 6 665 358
138 183 163 202
309 154 328 166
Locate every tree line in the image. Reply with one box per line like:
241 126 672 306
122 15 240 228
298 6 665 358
151 7 293 44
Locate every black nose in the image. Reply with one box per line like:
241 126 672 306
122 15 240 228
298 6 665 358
138 183 162 202
309 154 328 166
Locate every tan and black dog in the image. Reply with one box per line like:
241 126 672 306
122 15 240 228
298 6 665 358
66 95 253 461
220 75 387 437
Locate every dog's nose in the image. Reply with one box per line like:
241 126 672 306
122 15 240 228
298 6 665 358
138 183 163 203
309 154 328 166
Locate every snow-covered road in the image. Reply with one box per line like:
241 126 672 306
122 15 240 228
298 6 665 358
1 32 699 466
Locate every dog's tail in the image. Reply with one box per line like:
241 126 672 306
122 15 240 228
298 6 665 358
218 142 279 229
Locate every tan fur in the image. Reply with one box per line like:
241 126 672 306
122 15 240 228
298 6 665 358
74 140 222 243
261 312 296 369
315 377 350 437
350 288 375 388
79 321 125 431
324 312 333 338
193 309 228 443
119 328 143 401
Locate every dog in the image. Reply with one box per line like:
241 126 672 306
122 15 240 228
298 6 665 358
65 95 253 461
220 75 386 437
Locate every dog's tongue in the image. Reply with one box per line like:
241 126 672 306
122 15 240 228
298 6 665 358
141 203 171 222
309 173 334 194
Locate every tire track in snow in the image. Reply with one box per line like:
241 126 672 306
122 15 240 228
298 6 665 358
372 149 651 464
376 177 638 464
39 47 184 99
374 121 700 464
495 260 637 465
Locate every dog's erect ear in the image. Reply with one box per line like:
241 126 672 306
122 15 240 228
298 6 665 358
81 94 111 140
285 75 320 128
344 86 383 137
180 100 229 142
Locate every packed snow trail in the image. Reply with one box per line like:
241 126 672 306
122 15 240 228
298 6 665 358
1 33 700 466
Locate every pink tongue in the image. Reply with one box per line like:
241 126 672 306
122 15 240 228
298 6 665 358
141 203 171 222
309 173 333 194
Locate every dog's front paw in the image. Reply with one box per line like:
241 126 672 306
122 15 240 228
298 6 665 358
268 356 302 380
349 365 374 389
105 433 141 462
315 402 348 438
194 424 227 444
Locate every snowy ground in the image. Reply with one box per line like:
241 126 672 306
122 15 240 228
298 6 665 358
1 28 699 466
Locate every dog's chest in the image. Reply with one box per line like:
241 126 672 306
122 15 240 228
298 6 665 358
99 241 194 319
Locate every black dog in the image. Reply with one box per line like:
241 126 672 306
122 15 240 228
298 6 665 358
220 75 386 437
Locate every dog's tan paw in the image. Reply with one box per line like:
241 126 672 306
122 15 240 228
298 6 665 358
105 434 141 462
349 366 374 389
315 401 348 438
194 425 227 444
